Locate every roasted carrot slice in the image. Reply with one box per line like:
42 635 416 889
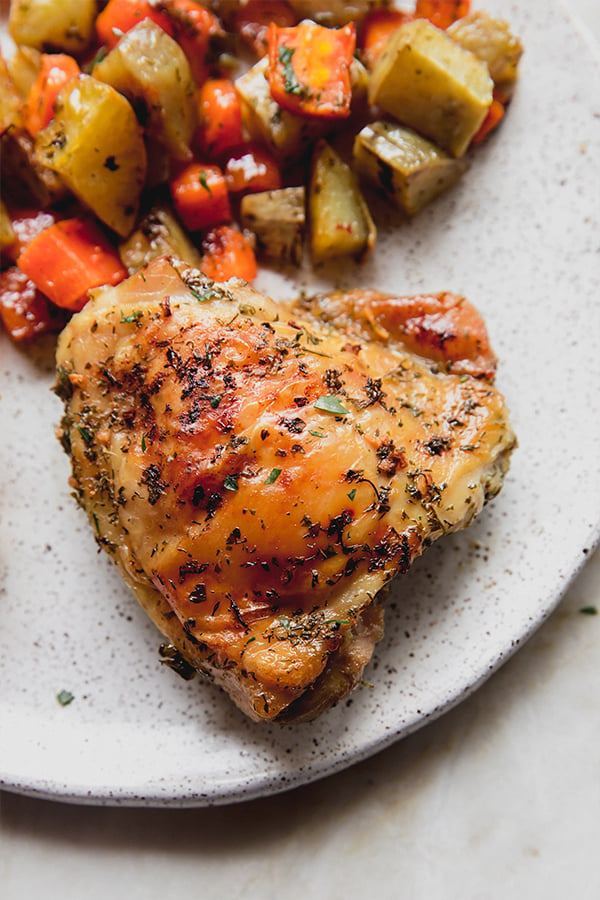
22 54 80 136
2 207 59 262
96 0 175 50
161 0 224 86
414 0 471 30
170 162 232 231
17 217 127 311
471 98 505 145
200 225 257 282
195 79 245 159
224 143 282 195
266 20 356 118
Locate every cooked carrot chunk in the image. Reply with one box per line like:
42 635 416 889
266 20 356 118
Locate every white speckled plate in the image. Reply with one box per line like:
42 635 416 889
1 0 599 807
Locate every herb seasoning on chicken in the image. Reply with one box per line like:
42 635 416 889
55 256 515 722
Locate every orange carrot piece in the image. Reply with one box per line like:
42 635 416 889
471 99 505 145
414 0 470 30
17 218 127 311
359 8 414 68
266 20 356 118
235 0 297 58
195 79 245 159
96 0 175 49
224 143 282 196
2 207 59 262
160 0 224 85
0 266 67 341
170 163 232 231
22 54 80 136
200 225 257 282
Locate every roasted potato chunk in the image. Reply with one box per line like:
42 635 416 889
369 18 493 157
36 76 147 237
119 205 203 274
353 120 468 215
8 0 96 55
94 20 197 162
448 11 523 98
309 140 375 262
241 187 306 265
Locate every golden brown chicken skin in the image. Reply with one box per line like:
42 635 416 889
55 257 515 722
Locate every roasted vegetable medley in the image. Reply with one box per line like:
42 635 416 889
0 0 523 342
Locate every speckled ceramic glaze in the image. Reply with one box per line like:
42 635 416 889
1 0 599 807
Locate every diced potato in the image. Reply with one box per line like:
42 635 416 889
448 11 523 97
236 57 369 166
36 76 147 237
8 47 42 98
0 200 16 251
241 187 305 265
8 0 96 55
119 205 203 274
369 18 493 158
353 120 468 215
308 140 376 263
94 21 197 162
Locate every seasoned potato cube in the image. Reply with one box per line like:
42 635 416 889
94 20 197 162
8 0 96 55
448 11 523 97
236 57 369 165
36 76 147 237
353 120 467 215
369 18 493 157
241 187 306 265
309 140 376 262
119 205 203 274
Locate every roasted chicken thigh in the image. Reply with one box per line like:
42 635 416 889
55 257 515 722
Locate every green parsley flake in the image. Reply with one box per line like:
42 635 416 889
579 606 598 615
224 475 238 491
314 395 349 416
347 488 357 501
278 46 302 95
77 424 93 445
120 310 143 324
264 468 282 484
199 171 212 194
56 689 74 706
309 429 325 438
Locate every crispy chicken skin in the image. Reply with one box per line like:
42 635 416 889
55 257 515 722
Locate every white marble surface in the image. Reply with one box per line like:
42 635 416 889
2 2 600 897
